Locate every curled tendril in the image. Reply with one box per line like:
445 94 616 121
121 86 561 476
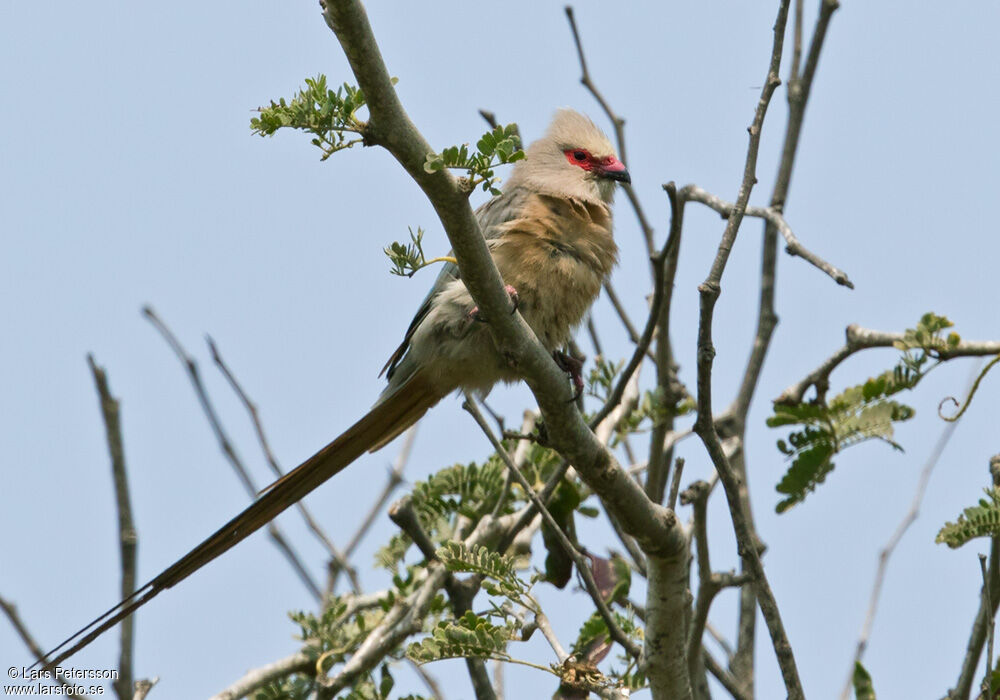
938 354 1000 422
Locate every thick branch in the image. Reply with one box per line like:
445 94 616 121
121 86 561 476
318 0 683 564
87 356 136 700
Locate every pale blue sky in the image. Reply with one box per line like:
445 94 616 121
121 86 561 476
3 2 999 698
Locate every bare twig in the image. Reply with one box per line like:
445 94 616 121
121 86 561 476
666 457 686 512
983 554 995 698
702 649 751 700
601 281 643 347
681 481 750 689
463 396 642 660
646 182 688 505
589 196 680 432
132 677 159 700
388 496 438 562
564 5 655 259
691 0 804 697
87 355 136 700
705 621 736 662
206 336 362 594
410 660 445 700
142 306 322 600
839 361 981 700
679 184 852 288
0 596 90 700
777 325 1000 405
728 3 840 677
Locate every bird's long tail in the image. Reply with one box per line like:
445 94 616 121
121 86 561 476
43 372 441 667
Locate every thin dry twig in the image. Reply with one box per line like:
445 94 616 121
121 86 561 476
87 355 137 700
206 336 362 594
564 5 655 258
588 224 678 431
0 596 91 700
666 457 686 512
691 0 804 696
702 649 751 700
681 481 753 688
680 184 853 288
645 183 690 505
839 361 981 700
142 306 322 600
132 677 159 700
463 396 642 660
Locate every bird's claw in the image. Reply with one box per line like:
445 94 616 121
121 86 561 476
553 350 585 402
468 284 520 323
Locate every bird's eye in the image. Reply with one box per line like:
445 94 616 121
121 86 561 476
573 150 587 162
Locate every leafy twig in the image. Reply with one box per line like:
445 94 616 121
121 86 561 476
463 396 642 661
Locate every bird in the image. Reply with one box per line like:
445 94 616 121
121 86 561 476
45 108 630 665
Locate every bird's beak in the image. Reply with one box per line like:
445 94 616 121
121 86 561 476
598 156 631 184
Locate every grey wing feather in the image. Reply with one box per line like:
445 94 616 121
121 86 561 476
379 186 529 380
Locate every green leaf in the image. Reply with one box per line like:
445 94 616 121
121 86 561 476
936 487 1000 548
852 661 876 700
406 611 516 664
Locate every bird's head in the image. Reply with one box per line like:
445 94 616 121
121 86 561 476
511 109 630 204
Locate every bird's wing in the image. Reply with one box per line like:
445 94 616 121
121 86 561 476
379 186 529 379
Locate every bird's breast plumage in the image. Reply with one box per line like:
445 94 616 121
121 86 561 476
490 191 618 350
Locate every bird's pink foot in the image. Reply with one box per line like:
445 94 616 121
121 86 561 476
553 350 585 401
468 284 520 323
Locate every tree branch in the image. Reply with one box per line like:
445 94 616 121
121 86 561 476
840 361 981 700
950 456 1000 700
0 596 91 700
691 0 804 697
318 0 683 565
646 182 688 504
143 306 322 600
564 5 655 259
209 651 313 700
86 355 136 700
776 325 1000 405
206 336 361 594
679 184 852 288
462 397 642 662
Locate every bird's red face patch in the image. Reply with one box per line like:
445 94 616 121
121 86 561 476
564 149 627 177
564 148 597 171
